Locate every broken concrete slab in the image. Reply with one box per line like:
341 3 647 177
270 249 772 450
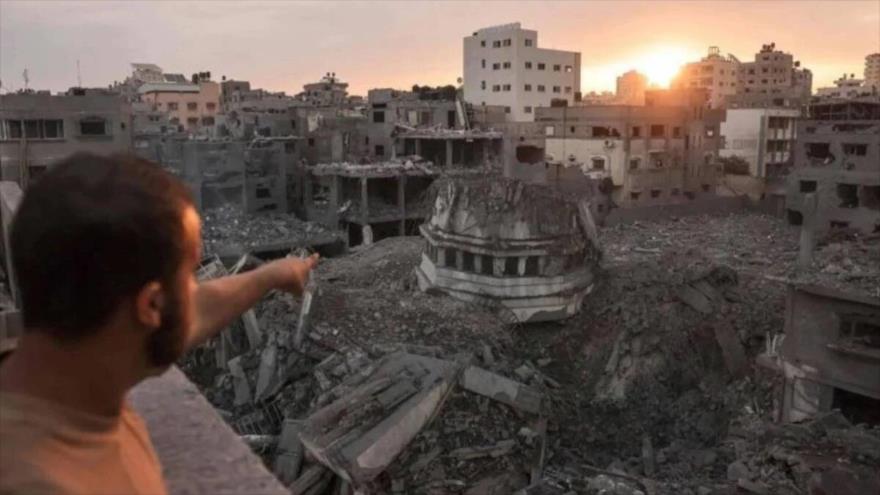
255 343 279 401
241 309 262 349
677 284 713 315
450 439 517 460
228 356 252 406
460 365 543 415
466 471 530 495
300 352 463 485
713 321 748 378
289 464 332 495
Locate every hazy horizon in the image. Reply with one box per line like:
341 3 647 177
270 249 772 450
1 0 878 96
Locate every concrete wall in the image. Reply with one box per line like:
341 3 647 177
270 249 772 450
0 92 133 184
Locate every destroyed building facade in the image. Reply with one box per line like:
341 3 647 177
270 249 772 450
535 104 721 206
785 98 880 234
416 177 601 323
760 285 880 424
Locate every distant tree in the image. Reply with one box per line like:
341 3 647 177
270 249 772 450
412 84 421 93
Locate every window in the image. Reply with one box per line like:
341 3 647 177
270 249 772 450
565 65 573 73
503 38 511 47
651 190 661 198
481 255 494 275
2 120 22 139
591 158 605 170
524 84 532 91
79 117 108 136
201 117 215 126
524 106 532 114
671 188 680 196
462 252 475 272
672 127 681 138
553 64 561 72
504 106 511 113
503 84 511 92
504 257 518 276
503 62 511 69
493 62 501 70
3 119 64 140
537 85 546 92
570 126 575 134
525 257 539 276
630 192 640 200
525 39 533 47
481 59 486 69
308 138 315 147
800 180 817 193
206 102 216 111
375 145 385 156
631 126 641 138
565 86 572 94
537 63 546 70
167 102 179 110
492 40 501 48
373 111 385 123
187 117 198 126
843 143 868 156
481 81 486 90
525 61 532 69
629 158 640 170
837 183 859 208
552 86 561 93
492 85 501 92
651 124 666 138
187 102 198 111
480 40 486 47
169 117 180 125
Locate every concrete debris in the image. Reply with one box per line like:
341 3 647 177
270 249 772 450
178 211 879 494
274 419 305 485
201 204 341 256
460 365 543 414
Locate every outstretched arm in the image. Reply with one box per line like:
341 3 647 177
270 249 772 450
186 254 318 351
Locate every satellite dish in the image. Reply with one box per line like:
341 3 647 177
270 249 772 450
456 77 463 84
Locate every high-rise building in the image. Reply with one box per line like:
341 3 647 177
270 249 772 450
615 70 648 106
732 43 812 107
865 53 880 91
463 23 581 122
671 46 740 109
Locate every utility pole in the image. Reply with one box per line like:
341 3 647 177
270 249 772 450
77 59 82 87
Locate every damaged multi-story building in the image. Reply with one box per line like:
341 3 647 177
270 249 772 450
0 88 133 187
532 102 722 207
416 177 601 323
760 284 879 425
784 98 880 234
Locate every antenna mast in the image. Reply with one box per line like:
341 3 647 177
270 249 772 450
77 59 82 87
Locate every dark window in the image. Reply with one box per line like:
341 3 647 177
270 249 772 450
630 192 640 200
187 102 198 110
374 144 385 156
201 117 214 126
255 188 271 199
650 189 661 198
24 120 40 138
650 125 665 138
837 183 859 208
631 126 641 138
308 138 315 147
830 220 850 229
525 256 539 276
445 248 458 268
787 209 803 225
537 63 546 70
373 111 385 123
206 102 216 111
525 62 532 69
800 180 817 193
481 255 494 275
553 64 561 72
79 118 107 136
5 120 23 139
462 252 475 272
591 158 605 170
842 143 868 156
672 127 681 138
629 158 640 170
671 188 680 196
504 257 518 276
592 126 610 138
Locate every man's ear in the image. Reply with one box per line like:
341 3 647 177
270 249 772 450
135 281 164 330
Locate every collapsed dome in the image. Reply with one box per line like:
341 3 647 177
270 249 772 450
416 177 601 323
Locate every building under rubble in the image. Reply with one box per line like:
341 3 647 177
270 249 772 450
760 284 879 425
785 98 880 234
416 177 601 323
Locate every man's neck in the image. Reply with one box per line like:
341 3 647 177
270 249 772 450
0 331 136 417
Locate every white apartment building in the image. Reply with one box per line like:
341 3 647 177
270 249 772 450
865 53 880 91
463 23 581 122
671 46 740 109
815 75 872 100
720 107 800 178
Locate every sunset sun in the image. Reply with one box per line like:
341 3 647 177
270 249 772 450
634 46 694 87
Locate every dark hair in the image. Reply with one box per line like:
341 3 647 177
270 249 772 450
10 152 194 340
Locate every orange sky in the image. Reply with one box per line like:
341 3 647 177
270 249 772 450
1 1 878 95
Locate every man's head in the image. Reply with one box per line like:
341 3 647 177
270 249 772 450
10 152 201 372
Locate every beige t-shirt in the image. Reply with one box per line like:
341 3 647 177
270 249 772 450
0 392 167 495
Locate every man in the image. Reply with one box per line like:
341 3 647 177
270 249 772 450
0 153 318 494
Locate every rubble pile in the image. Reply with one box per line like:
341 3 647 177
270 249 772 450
181 211 880 494
201 204 339 255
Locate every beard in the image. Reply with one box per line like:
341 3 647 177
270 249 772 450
145 286 188 371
